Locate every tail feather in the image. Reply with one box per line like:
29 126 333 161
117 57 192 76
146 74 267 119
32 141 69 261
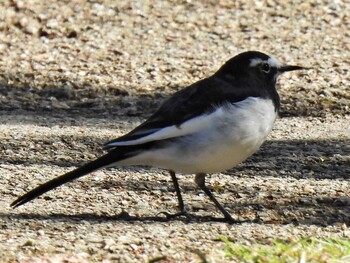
11 148 135 208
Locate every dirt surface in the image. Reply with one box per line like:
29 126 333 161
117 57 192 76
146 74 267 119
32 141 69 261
0 0 349 262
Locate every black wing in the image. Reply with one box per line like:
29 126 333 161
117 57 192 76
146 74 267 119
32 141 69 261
104 75 264 150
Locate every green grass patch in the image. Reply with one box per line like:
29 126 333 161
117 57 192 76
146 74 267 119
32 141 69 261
220 236 350 263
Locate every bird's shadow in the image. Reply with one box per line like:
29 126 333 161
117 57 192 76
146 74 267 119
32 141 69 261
4 196 350 226
0 211 255 224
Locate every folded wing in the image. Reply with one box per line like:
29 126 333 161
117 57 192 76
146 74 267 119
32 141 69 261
104 76 262 150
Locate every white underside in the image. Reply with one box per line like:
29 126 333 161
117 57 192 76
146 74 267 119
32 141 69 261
115 97 277 174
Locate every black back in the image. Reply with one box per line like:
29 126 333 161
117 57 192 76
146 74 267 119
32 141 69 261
105 51 280 148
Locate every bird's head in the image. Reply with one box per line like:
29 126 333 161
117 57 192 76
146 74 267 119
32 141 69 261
216 51 306 88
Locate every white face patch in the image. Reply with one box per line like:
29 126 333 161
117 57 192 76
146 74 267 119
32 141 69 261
249 58 263 67
267 57 281 68
249 57 281 68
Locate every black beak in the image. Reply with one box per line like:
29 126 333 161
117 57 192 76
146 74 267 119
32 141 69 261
278 65 309 73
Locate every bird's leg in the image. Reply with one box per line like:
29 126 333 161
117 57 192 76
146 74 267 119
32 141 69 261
169 170 185 212
161 171 193 220
195 173 236 223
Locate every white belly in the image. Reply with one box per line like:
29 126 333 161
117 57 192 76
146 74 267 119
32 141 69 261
122 97 277 174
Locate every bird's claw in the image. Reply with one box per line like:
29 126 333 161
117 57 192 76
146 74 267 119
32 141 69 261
159 210 195 222
224 216 238 224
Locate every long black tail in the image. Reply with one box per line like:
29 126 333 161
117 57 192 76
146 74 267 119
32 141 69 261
11 147 137 208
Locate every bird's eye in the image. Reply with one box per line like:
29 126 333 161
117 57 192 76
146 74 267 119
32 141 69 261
260 62 271 73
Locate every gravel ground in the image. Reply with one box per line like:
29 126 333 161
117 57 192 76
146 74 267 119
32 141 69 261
0 0 349 262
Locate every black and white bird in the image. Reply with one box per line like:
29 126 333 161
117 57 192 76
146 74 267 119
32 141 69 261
11 51 306 222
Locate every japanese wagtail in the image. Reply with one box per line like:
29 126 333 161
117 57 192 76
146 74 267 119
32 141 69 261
11 51 307 222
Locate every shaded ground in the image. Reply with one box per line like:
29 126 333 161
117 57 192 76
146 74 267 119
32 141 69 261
0 0 349 262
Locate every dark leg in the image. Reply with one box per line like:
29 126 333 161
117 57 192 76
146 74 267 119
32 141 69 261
195 173 236 223
161 171 193 220
169 170 185 212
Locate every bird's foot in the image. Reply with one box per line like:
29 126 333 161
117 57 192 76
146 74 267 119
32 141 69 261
223 215 238 224
159 209 195 222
